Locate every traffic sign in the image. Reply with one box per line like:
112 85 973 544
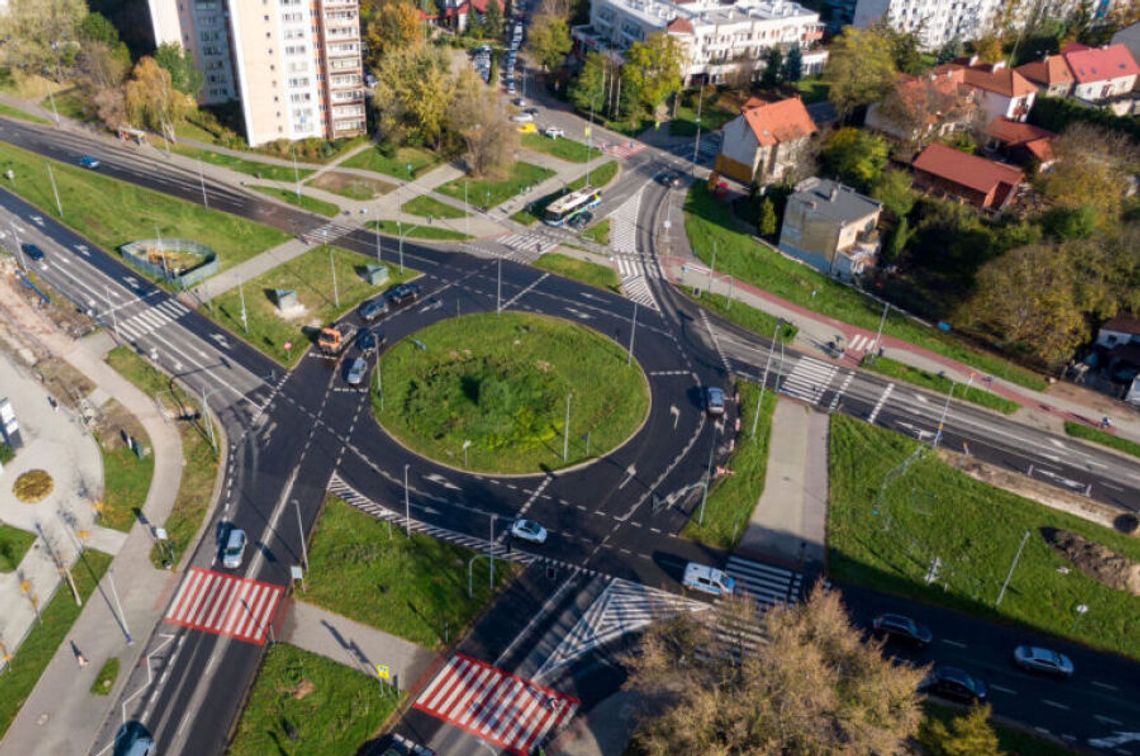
376 664 391 681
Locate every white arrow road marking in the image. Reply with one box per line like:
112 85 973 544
564 307 592 320
1089 732 1140 748
73 244 89 257
210 333 231 349
124 275 139 288
30 215 43 226
669 404 680 429
618 465 636 489
424 473 460 491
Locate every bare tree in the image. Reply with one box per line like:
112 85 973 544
449 70 518 179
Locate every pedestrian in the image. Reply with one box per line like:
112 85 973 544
1101 416 1113 430
71 640 88 668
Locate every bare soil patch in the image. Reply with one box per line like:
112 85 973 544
1043 528 1140 597
308 171 395 200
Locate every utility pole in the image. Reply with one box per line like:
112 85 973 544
627 302 638 365
691 84 705 177
752 321 779 438
329 248 339 308
996 529 1031 606
562 393 572 462
9 222 26 273
46 164 63 217
294 499 309 572
698 428 717 526
198 158 209 209
238 278 249 334
403 464 411 537
496 257 502 314
199 385 217 452
872 300 889 358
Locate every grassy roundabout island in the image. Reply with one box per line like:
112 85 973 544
373 312 649 474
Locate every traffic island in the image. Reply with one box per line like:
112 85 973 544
373 311 650 475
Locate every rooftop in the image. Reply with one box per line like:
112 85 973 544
913 143 1025 194
984 117 1055 146
741 96 817 146
1102 314 1140 335
790 177 881 223
601 0 818 30
1061 43 1140 84
936 59 1036 98
1015 55 1074 87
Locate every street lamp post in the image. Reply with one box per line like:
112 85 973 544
46 163 63 217
104 285 118 334
463 439 472 468
373 207 382 264
996 529 1031 606
294 498 309 572
933 373 973 449
489 515 496 592
496 257 502 314
708 240 718 295
238 278 249 334
698 427 717 526
562 393 572 462
329 248 339 308
9 222 26 273
403 464 411 538
627 303 638 366
199 384 220 452
752 321 780 438
375 349 383 410
106 568 133 645
872 300 889 358
198 158 209 209
292 145 301 201
691 84 705 178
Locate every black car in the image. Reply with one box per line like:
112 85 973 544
657 171 683 188
358 297 389 323
20 243 44 261
523 107 539 116
921 666 988 704
386 283 421 308
872 613 933 647
356 328 386 354
568 211 593 230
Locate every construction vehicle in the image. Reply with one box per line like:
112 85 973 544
317 323 356 355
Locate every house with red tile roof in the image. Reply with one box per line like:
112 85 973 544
935 58 1037 123
1061 43 1139 107
983 118 1057 170
911 143 1025 210
715 97 818 185
865 68 978 143
1015 54 1075 98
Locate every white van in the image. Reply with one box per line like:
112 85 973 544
682 562 735 596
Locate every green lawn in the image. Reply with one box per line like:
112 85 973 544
0 523 35 572
829 414 1140 661
96 410 155 532
687 290 799 343
1064 422 1140 459
375 312 649 474
0 102 50 125
229 642 401 756
581 218 610 245
684 183 1047 391
341 144 441 179
436 162 555 209
684 382 776 549
862 356 1021 415
510 161 619 225
521 133 596 163
791 77 831 104
669 102 736 137
534 252 621 294
104 347 219 569
171 146 313 182
250 185 339 217
401 194 468 219
0 141 289 276
365 220 471 241
90 657 119 696
209 245 419 367
304 497 517 648
0 549 112 739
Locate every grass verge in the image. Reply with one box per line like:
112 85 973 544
171 146 313 182
0 141 289 276
304 497 518 648
533 252 621 294
683 383 776 548
90 657 119 696
94 401 155 532
365 220 472 241
509 161 619 225
1064 422 1140 459
306 171 395 200
0 523 35 572
436 162 555 209
229 643 401 756
103 347 219 569
521 133 595 163
862 356 1020 415
375 311 649 473
401 194 468 219
0 102 51 125
669 103 735 137
828 414 1140 661
0 549 112 739
209 245 418 367
581 218 610 245
686 290 799 343
341 144 441 179
250 185 339 217
683 183 1047 391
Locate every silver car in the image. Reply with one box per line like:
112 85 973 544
222 528 247 569
1013 646 1074 678
345 357 368 386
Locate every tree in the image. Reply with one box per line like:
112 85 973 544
450 69 518 178
75 42 130 127
570 51 610 114
761 47 783 88
125 57 195 133
824 27 898 118
872 168 917 220
1042 205 1099 240
0 0 87 78
154 43 204 98
78 12 120 46
374 45 453 148
364 0 424 70
920 705 1004 756
622 33 683 122
1039 122 1140 225
526 13 572 71
819 127 889 192
876 23 926 74
972 34 1005 63
875 74 981 147
782 44 804 83
626 584 927 754
936 36 964 64
484 0 504 38
758 197 778 237
884 216 911 262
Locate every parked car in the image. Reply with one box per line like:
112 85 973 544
872 613 933 647
386 282 421 308
510 112 533 123
20 243 44 261
345 356 368 385
657 170 683 188
517 122 538 134
511 97 527 107
355 328 379 354
222 527 247 569
510 519 548 544
568 211 592 230
682 562 735 596
920 666 988 704
78 155 100 169
358 297 389 323
523 107 539 116
1013 646 1074 678
705 386 726 415
543 126 565 139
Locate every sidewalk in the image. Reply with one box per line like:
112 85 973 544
0 294 188 754
281 601 436 693
737 399 828 566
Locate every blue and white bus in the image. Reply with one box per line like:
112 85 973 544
543 187 602 227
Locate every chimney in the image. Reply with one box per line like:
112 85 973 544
968 54 979 66
992 60 1006 71
829 185 838 201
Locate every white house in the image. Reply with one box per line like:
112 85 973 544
936 58 1037 124
852 0 1002 50
778 177 882 279
1060 43 1139 108
1096 315 1140 349
716 96 817 184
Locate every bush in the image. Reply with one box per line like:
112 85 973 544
0 444 13 465
1028 96 1140 142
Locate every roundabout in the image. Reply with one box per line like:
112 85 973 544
372 311 650 475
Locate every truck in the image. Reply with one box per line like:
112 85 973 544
317 323 356 355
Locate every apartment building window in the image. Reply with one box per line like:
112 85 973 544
282 12 303 22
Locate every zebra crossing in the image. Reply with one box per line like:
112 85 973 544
300 219 357 245
603 140 647 160
609 190 659 311
847 333 878 354
164 567 284 646
414 653 580 755
723 555 803 611
780 356 838 405
115 298 190 342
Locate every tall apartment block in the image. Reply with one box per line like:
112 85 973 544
148 0 366 146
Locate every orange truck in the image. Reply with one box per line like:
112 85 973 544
317 323 356 355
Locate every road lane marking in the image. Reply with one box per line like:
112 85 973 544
989 684 1017 695
1096 715 1124 726
940 639 967 648
1041 699 1070 710
1093 681 1119 691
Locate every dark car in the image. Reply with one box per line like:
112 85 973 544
872 613 933 647
705 386 726 416
568 211 593 230
355 328 379 354
358 297 389 323
386 283 421 308
921 666 987 704
523 107 539 116
78 155 100 169
20 243 44 261
657 171 683 188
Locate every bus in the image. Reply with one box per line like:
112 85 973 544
543 187 602 227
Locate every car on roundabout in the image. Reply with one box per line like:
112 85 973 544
386 282 421 308
510 519 548 544
345 356 368 386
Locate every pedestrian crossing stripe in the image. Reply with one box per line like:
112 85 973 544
164 567 284 645
621 275 658 310
780 356 838 405
848 333 875 352
116 299 190 341
415 653 580 755
723 555 803 609
301 220 356 244
495 231 548 252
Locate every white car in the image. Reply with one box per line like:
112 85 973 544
222 527 247 569
510 112 534 123
510 519 548 544
543 127 564 139
682 562 735 596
